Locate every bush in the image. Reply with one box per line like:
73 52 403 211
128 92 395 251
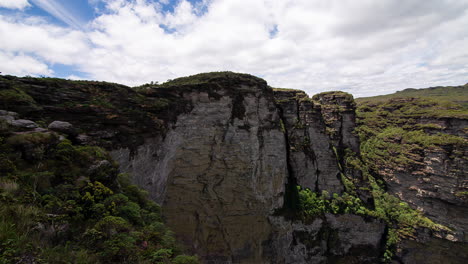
94 216 130 237
172 254 200 264
0 124 198 263
99 233 138 263
297 186 366 221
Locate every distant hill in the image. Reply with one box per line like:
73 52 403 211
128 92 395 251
356 83 468 110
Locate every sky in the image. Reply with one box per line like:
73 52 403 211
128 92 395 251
0 0 467 97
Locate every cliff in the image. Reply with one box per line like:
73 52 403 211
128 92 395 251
356 86 468 262
0 73 466 263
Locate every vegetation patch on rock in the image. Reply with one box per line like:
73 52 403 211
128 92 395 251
0 119 199 263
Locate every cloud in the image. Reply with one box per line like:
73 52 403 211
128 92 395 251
30 0 85 29
1 0 467 97
66 74 83 80
0 0 30 10
0 15 89 64
0 51 52 76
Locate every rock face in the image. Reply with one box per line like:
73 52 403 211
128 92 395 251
355 96 468 243
107 78 384 263
112 75 288 263
273 89 343 194
396 231 468 264
312 91 360 154
269 214 385 264
386 144 468 242
1 73 466 263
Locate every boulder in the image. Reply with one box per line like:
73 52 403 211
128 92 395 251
48 120 75 135
0 115 14 123
0 110 19 118
10 119 38 129
0 110 19 123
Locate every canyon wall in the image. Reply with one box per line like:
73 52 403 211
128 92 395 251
1 73 466 263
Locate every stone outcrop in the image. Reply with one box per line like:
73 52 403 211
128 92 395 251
385 144 468 242
48 120 76 135
312 91 360 154
10 119 38 129
396 232 468 264
273 89 343 194
268 214 385 263
378 128 468 245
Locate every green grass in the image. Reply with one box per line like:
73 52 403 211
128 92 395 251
318 84 468 262
355 85 467 175
313 90 354 99
356 83 468 111
135 71 265 89
271 87 304 92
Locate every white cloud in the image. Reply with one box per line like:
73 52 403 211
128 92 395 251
0 15 89 64
0 51 52 76
66 74 83 80
1 0 467 97
0 0 30 10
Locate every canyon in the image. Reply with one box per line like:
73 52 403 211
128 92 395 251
0 72 466 263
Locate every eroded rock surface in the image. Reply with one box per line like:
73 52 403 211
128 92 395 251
274 89 343 194
268 214 385 264
112 76 288 263
312 91 360 154
2 73 467 263
385 141 468 242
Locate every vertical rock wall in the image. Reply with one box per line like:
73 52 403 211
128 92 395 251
112 80 388 263
268 214 385 264
274 90 343 194
112 79 288 263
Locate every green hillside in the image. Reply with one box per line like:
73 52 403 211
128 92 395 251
355 84 467 182
356 83 468 110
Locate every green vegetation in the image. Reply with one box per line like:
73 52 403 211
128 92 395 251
0 85 40 112
271 87 304 92
0 125 198 263
356 88 467 175
0 75 171 150
135 71 264 89
312 91 355 104
297 86 465 261
297 188 366 219
356 84 468 109
351 85 466 261
296 170 447 262
359 127 465 173
366 173 447 261
357 98 467 133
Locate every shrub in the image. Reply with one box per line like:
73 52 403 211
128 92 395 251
150 248 173 263
94 216 130 237
172 254 200 264
99 233 138 263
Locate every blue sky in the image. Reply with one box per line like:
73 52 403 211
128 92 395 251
0 0 206 79
0 0 467 97
22 1 206 27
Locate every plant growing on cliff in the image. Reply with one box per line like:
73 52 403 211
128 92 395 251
296 186 367 221
296 161 449 262
0 128 199 263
